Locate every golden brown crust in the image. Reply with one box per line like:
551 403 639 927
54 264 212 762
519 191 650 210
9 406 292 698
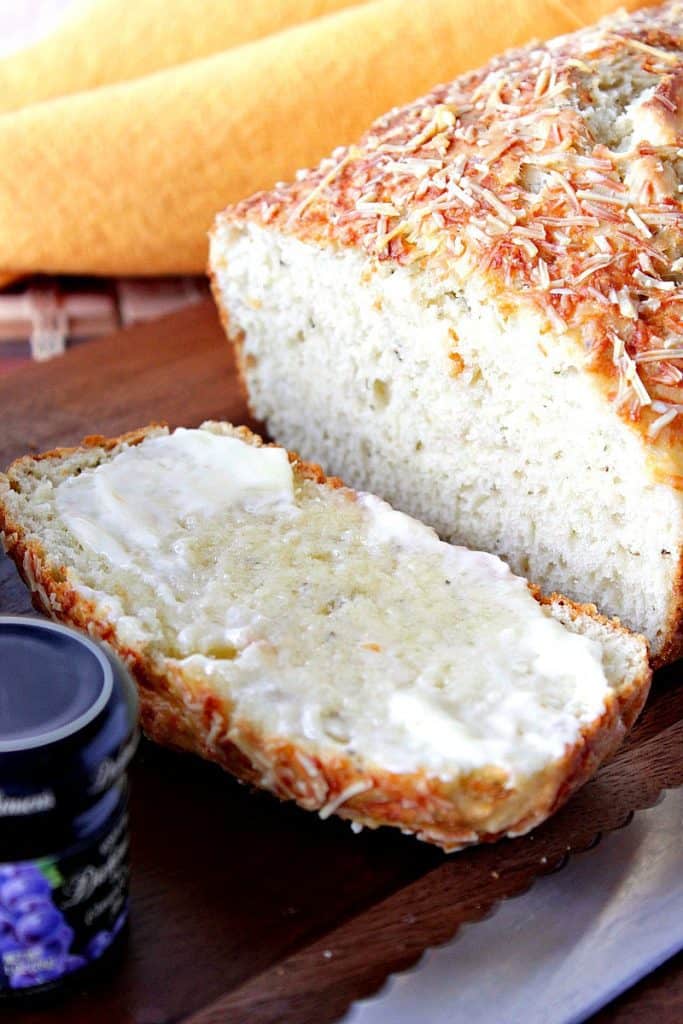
0 427 651 851
210 1 683 669
20 425 165 467
215 2 683 448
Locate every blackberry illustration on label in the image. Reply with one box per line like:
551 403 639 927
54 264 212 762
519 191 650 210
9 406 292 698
0 618 139 998
0 818 129 990
0 862 86 989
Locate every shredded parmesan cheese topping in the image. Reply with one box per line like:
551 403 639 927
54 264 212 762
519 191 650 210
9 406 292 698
230 2 683 437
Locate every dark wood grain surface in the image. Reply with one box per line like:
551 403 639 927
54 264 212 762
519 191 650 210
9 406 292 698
1 300 681 1024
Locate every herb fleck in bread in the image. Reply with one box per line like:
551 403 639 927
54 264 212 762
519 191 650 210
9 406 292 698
0 423 650 851
210 1 683 665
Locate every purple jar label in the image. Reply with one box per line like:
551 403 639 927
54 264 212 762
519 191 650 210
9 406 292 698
0 807 129 991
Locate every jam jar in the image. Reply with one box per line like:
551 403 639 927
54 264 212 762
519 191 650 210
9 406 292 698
0 616 139 997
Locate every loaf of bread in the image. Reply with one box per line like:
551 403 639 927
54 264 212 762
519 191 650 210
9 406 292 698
0 423 649 850
210 1 683 665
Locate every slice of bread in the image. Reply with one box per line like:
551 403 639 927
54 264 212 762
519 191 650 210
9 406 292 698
0 423 650 851
209 2 683 665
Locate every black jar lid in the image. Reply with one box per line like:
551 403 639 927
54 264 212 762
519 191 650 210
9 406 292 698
0 617 139 822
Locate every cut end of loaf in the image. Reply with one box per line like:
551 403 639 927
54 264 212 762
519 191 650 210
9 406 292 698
0 424 650 851
210 215 683 667
215 2 683 441
209 0 683 667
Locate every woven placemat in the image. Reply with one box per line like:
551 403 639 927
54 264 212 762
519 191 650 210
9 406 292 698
0 276 208 375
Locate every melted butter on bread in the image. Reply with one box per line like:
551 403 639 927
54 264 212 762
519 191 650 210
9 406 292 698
55 426 610 784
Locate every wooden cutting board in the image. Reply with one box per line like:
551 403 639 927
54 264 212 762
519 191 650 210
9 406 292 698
2 300 682 1024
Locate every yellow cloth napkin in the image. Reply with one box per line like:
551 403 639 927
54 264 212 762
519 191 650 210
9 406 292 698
0 0 369 115
0 0 651 277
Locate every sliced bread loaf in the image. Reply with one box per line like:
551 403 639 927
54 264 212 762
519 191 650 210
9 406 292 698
0 423 650 850
210 1 683 665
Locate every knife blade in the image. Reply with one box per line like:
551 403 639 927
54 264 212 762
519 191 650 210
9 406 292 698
344 786 683 1024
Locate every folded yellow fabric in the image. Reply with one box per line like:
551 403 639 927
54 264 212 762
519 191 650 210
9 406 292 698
0 0 651 277
0 0 368 115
